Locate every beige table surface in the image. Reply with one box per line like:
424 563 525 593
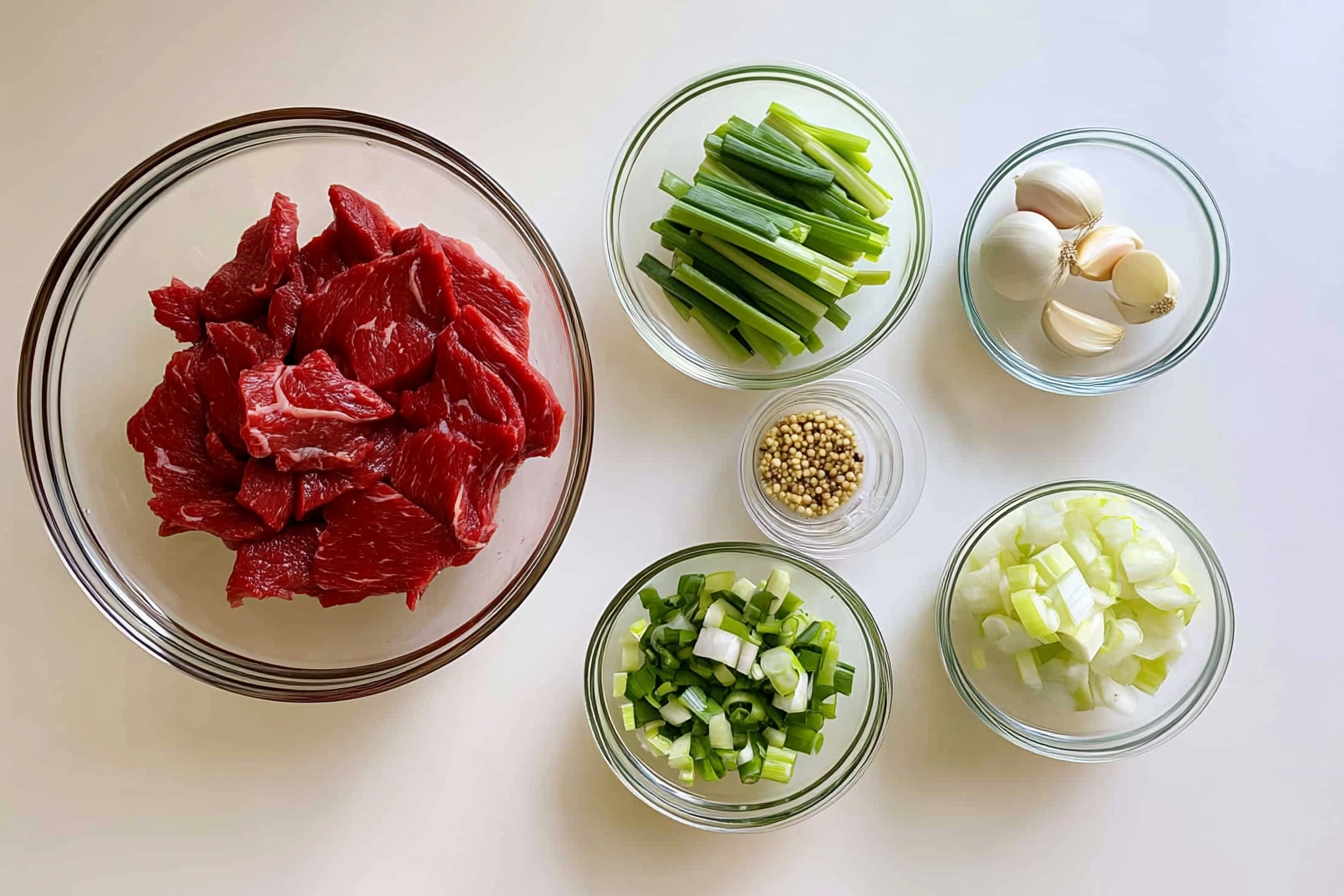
2 1 1341 893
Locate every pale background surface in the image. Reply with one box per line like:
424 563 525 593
2 1 1340 893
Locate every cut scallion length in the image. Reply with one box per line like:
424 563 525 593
635 101 897 368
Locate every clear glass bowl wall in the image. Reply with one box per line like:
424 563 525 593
19 109 594 701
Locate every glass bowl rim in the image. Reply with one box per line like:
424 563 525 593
934 478 1235 762
603 60 933 390
583 540 892 831
17 107 595 702
736 369 926 559
957 127 1231 396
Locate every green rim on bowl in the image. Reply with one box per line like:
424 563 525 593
605 62 932 389
958 129 1230 395
585 541 891 831
935 479 1234 761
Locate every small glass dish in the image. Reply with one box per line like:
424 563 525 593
605 62 932 389
935 480 1234 761
958 129 1230 395
19 109 594 701
738 370 925 559
584 542 891 832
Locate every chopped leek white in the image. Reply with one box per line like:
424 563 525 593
954 490 1201 714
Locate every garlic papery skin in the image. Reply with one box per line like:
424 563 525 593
1109 250 1180 323
1072 226 1144 281
1041 300 1125 358
980 211 1074 302
1015 163 1104 230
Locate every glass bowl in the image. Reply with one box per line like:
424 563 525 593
18 109 594 701
958 129 1230 395
584 542 891 831
738 370 925 559
604 62 932 390
935 480 1234 761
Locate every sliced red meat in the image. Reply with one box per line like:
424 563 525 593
237 459 294 531
293 225 347 291
203 431 246 481
399 323 524 460
312 483 461 608
238 350 395 471
148 494 268 542
294 420 404 519
127 346 268 542
198 321 280 455
200 193 300 322
329 185 399 264
225 523 322 607
389 427 490 548
158 520 191 538
294 238 455 391
454 305 562 459
455 458 521 559
266 275 306 357
149 277 204 343
391 229 531 354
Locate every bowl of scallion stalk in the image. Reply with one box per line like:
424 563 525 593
604 63 932 389
584 542 891 831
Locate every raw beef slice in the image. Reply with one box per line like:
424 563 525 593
390 427 493 550
329 185 399 264
454 305 562 459
239 350 395 471
199 320 281 455
226 523 322 606
391 227 531 354
292 225 347 292
312 483 461 609
236 459 294 531
200 193 300 322
127 346 269 542
294 420 405 519
266 273 307 356
399 321 524 461
294 234 456 391
150 277 205 343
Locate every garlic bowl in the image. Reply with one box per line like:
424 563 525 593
958 129 1230 395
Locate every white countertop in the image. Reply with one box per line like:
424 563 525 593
2 1 1341 892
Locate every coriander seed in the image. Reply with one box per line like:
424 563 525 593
757 410 864 518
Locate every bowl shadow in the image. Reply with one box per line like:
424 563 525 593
858 593 1122 857
903 263 1152 462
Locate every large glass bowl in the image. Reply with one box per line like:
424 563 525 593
605 62 932 390
584 542 891 831
959 129 1230 395
935 480 1234 761
19 109 594 701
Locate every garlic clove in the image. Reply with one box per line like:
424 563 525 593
1072 225 1143 281
980 211 1072 302
1109 293 1175 323
1110 250 1180 323
1041 300 1125 358
1015 163 1104 230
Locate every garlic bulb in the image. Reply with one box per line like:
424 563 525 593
1072 226 1143 281
1015 163 1104 230
1041 300 1125 358
1109 250 1179 323
980 211 1074 302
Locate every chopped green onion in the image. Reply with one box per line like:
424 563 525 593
761 745 799 783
